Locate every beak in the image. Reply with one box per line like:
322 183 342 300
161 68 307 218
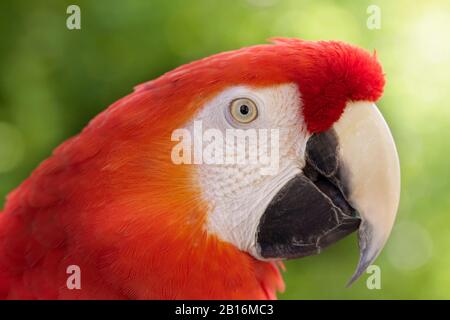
256 101 400 285
334 102 400 285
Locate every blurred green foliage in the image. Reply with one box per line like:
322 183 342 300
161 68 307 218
1 0 450 299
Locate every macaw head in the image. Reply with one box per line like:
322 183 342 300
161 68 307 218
72 38 400 297
148 38 399 283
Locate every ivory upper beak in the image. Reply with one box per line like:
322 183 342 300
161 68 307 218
333 101 401 285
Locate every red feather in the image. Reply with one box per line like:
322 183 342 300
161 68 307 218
0 39 383 299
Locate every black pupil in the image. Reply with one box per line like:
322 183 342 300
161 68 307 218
240 104 249 115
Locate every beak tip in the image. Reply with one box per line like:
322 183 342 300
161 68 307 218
345 261 369 288
346 239 381 287
346 264 367 287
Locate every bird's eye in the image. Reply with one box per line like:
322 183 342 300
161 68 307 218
229 98 258 123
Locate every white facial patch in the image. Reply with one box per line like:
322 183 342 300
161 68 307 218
188 83 310 257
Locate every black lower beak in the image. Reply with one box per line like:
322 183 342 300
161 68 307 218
256 130 361 259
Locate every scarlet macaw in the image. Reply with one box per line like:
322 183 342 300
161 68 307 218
0 38 400 299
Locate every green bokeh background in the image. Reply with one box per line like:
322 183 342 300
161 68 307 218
1 0 449 299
